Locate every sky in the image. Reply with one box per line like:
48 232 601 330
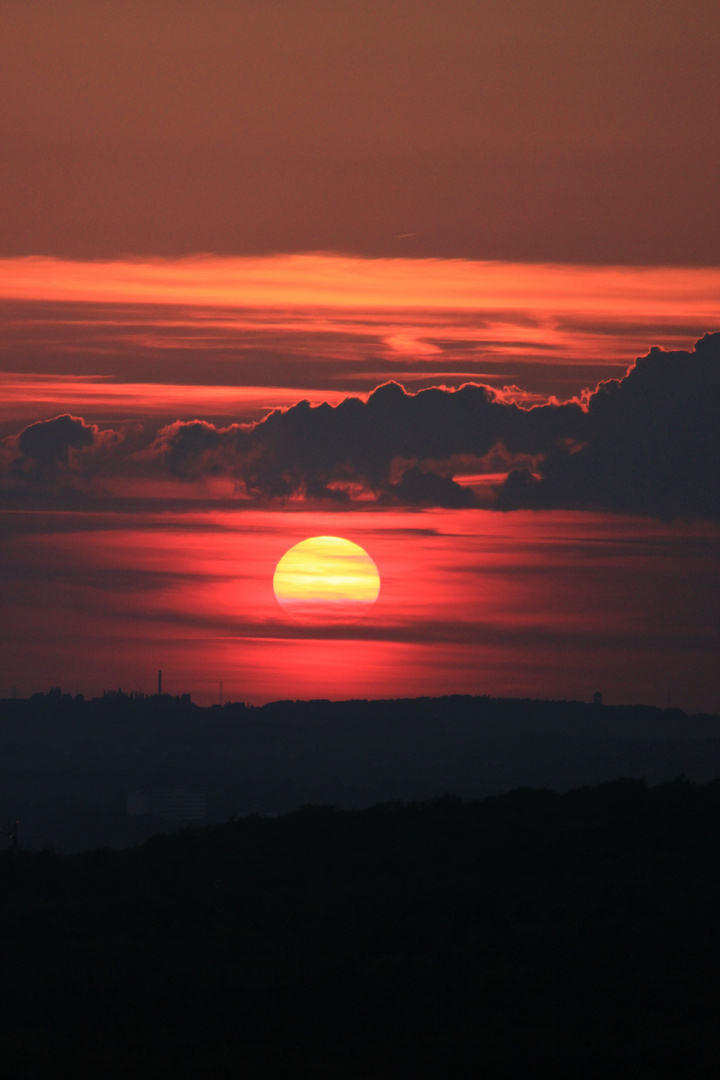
1 1 718 710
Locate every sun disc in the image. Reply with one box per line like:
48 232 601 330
273 536 380 624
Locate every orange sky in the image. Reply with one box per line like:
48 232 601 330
2 2 718 263
0 374 351 425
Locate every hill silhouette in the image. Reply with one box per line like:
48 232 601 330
2 691 720 852
2 779 720 1077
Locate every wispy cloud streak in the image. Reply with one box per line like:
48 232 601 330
2 255 719 317
1 257 718 409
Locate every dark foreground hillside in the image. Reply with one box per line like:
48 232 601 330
3 691 720 852
2 780 720 1078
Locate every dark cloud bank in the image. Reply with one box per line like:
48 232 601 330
3 335 719 519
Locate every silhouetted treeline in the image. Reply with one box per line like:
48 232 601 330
1 692 720 852
2 779 720 1077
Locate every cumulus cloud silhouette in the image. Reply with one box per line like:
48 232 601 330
148 419 249 481
383 465 479 508
496 333 720 519
1 335 718 518
17 414 100 466
138 378 584 504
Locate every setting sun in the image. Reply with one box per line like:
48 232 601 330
273 536 381 625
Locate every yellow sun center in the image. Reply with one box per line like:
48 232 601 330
273 536 380 624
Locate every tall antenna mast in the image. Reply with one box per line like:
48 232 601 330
158 669 162 696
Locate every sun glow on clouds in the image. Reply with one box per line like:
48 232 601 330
0 256 718 383
2 255 719 317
